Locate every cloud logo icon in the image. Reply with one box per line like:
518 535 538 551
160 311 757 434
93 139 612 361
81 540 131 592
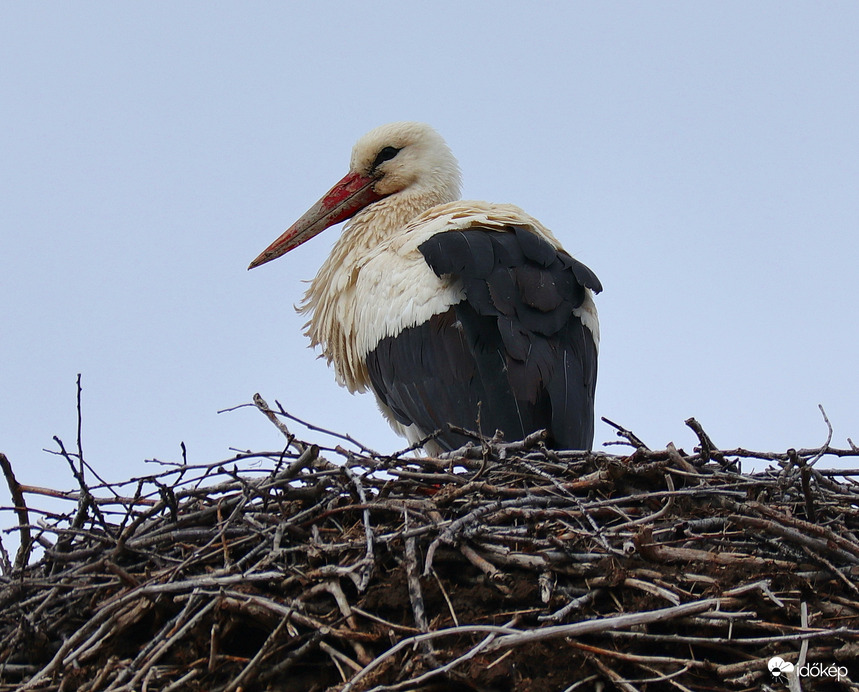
768 657 795 677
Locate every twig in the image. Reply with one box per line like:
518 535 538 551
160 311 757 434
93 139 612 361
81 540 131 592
76 373 85 480
253 393 299 450
791 449 817 522
342 463 375 591
0 453 31 570
403 511 430 646
51 436 111 537
431 568 459 627
320 640 363 674
539 588 603 623
340 625 521 692
601 417 650 450
807 403 834 467
161 669 199 692
485 599 720 651
274 399 379 456
365 623 514 692
591 655 642 692
222 611 293 692
684 417 732 469
120 596 218 690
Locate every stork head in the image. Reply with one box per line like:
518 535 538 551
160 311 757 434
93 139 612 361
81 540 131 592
249 121 462 269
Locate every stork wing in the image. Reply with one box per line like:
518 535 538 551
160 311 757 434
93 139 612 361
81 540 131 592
365 226 600 451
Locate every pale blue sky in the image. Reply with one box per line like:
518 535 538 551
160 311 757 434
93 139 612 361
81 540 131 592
2 3 858 506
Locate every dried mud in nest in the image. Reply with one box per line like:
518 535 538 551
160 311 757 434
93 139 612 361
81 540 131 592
1 405 859 691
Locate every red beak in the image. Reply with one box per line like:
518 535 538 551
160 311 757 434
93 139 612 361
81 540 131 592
248 171 384 270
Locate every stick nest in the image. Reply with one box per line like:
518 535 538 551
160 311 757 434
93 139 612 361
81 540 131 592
2 404 859 691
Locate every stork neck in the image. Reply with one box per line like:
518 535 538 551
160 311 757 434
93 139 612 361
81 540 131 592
301 185 460 392
343 186 456 253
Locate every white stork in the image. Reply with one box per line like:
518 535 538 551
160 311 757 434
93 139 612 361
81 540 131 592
249 122 601 452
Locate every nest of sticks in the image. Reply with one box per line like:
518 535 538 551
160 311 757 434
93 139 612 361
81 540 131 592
1 398 859 691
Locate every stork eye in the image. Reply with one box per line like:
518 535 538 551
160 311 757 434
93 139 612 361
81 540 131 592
372 146 400 169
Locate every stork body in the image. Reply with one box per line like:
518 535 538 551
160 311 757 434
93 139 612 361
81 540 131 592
250 122 601 452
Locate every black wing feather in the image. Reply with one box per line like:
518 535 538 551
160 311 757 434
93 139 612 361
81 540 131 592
365 227 600 451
